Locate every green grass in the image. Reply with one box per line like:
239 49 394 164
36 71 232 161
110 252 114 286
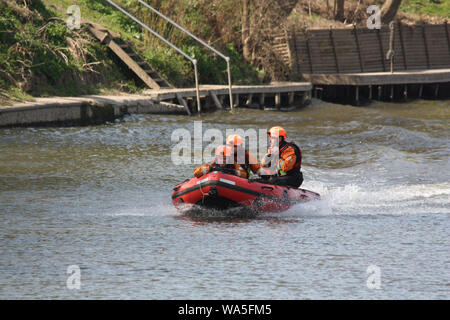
43 0 143 42
0 87 35 106
0 0 145 104
401 0 450 18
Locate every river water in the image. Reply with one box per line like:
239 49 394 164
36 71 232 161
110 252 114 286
0 99 449 299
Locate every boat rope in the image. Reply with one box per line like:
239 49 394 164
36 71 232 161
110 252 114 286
198 181 207 203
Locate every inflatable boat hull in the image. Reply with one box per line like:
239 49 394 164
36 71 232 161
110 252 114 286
171 172 320 215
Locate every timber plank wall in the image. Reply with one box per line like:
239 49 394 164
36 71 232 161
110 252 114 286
273 23 450 76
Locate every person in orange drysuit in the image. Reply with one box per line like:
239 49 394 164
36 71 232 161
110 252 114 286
193 145 248 179
225 134 260 178
260 126 303 188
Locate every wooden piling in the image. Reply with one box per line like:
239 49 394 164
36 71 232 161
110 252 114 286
301 92 309 105
233 94 239 108
259 93 265 108
288 92 295 105
176 93 191 115
245 93 253 107
275 93 281 109
210 92 223 109
204 95 215 110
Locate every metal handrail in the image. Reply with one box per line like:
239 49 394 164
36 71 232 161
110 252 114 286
104 0 201 112
138 0 233 110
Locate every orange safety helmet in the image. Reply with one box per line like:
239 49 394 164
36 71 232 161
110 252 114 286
226 134 244 147
267 126 287 140
215 145 233 157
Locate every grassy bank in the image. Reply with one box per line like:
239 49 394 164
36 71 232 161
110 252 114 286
401 0 450 19
0 0 145 106
43 0 263 87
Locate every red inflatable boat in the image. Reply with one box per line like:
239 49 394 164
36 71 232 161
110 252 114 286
171 169 320 217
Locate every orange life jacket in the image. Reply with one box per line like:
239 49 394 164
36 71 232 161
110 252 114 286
260 141 302 176
193 159 248 179
234 149 260 175
278 141 302 176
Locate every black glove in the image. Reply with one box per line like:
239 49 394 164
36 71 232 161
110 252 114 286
248 176 261 183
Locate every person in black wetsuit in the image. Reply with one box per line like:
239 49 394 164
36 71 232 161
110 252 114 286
259 126 303 188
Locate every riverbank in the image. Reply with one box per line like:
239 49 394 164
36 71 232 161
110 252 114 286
0 94 187 128
0 82 315 127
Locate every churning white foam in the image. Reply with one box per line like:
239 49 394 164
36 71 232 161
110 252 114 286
283 181 450 217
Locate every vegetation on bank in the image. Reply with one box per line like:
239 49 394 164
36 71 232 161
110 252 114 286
401 0 450 20
0 0 448 106
43 0 264 86
0 0 145 105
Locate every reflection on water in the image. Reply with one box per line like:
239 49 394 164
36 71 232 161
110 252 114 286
0 99 449 299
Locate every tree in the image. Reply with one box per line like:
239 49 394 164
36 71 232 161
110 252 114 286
242 0 251 61
240 0 298 62
335 0 345 21
381 0 403 24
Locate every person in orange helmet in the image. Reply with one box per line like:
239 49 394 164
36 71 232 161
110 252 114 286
260 126 303 188
226 134 260 177
193 145 248 179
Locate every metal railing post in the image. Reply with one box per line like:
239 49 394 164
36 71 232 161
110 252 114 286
104 0 201 113
193 60 201 114
226 58 233 111
138 0 233 110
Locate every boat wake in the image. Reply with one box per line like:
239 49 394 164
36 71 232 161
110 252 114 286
277 181 450 217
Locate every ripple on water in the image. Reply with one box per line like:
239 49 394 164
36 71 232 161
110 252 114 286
0 99 449 299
